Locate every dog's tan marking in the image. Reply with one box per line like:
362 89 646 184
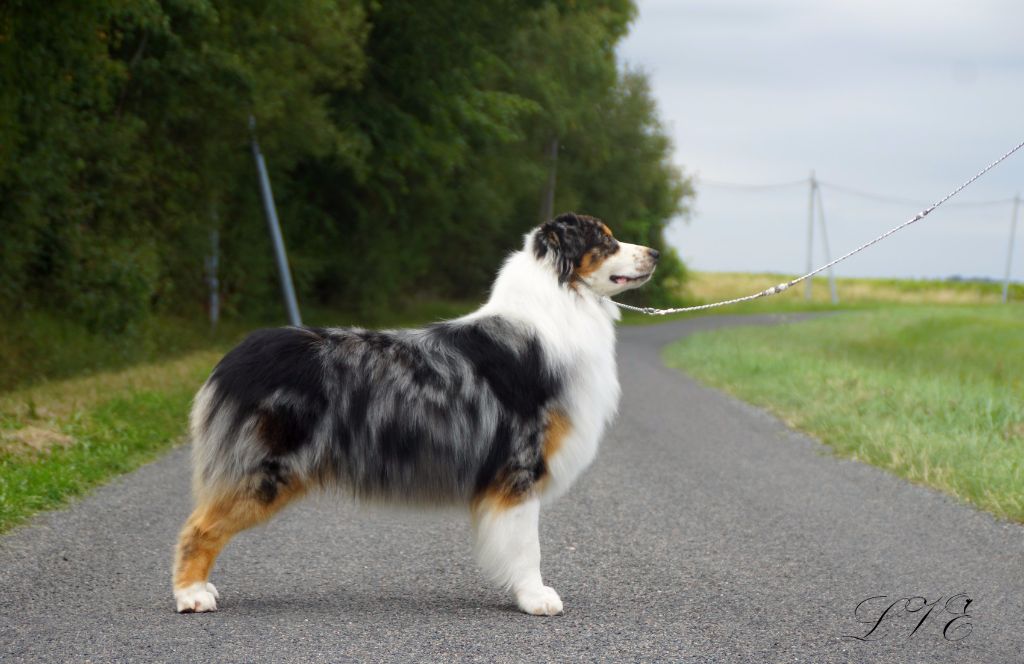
173 481 306 591
472 410 571 513
541 409 570 465
534 409 572 494
575 248 608 279
471 480 525 516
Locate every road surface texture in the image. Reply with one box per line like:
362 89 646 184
2 314 1021 662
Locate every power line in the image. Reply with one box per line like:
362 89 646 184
818 181 1015 209
697 177 808 190
817 181 929 206
695 174 1015 208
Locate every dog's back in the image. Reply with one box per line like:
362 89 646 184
189 317 564 507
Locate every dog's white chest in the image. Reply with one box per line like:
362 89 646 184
543 349 620 501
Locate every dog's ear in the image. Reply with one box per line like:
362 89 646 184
533 213 588 284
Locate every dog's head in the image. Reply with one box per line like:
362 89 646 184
531 213 659 296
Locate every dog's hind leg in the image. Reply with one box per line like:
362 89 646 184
172 481 304 613
472 494 563 616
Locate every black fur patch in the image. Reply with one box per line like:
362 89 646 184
432 319 560 419
206 327 328 452
256 459 287 503
533 212 619 283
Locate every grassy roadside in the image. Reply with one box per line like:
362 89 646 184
0 300 476 533
663 305 1024 522
2 273 1018 533
0 353 216 531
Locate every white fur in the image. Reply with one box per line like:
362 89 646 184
469 233 625 501
464 233 648 614
472 497 563 615
175 582 219 613
578 240 656 297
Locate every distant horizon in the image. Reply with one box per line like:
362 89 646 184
619 0 1023 282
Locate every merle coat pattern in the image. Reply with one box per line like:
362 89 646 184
173 213 660 616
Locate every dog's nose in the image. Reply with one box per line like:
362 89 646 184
648 248 660 261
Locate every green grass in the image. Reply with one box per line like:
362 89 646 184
664 305 1024 521
0 381 203 531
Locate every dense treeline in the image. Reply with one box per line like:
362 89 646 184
0 0 691 332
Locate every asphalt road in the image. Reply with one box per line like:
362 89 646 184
2 313 1022 663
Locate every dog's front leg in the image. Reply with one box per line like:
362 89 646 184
472 496 563 616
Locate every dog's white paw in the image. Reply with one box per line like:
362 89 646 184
516 585 563 616
175 582 219 613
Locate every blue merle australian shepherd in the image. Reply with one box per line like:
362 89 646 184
173 213 659 616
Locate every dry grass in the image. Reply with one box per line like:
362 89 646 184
685 271 1013 306
0 349 222 424
0 349 220 459
0 426 74 456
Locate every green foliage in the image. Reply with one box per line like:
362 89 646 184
0 0 692 334
63 238 161 333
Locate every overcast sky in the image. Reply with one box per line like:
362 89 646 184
617 0 1024 280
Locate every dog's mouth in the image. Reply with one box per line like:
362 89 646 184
610 273 651 285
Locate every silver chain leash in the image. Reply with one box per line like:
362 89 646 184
609 139 1024 316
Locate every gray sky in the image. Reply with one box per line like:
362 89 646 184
617 0 1024 280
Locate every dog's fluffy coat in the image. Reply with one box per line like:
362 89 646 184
173 213 658 615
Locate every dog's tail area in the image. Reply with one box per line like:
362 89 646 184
188 377 314 507
189 380 223 502
188 380 256 503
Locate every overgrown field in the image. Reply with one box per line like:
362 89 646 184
664 305 1024 521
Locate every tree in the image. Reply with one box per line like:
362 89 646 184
0 0 692 330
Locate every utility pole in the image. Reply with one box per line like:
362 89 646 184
539 138 558 223
250 115 302 326
805 170 816 300
815 185 839 304
1003 193 1020 303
